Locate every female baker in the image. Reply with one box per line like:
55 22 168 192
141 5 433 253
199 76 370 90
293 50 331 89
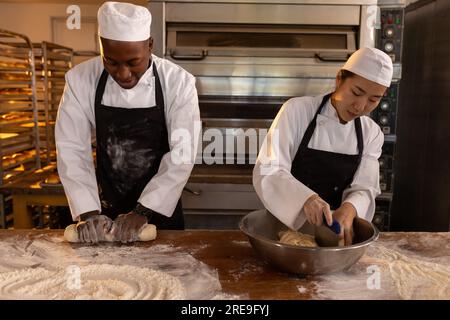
253 47 393 245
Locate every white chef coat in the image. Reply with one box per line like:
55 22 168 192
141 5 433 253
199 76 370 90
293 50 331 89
253 93 383 230
55 54 200 221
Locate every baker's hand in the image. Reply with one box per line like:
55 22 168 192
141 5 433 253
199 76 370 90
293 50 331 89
332 202 357 246
112 211 147 243
303 194 333 227
76 212 113 244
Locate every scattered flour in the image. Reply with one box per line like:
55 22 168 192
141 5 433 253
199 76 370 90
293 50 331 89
297 285 308 294
368 245 450 299
229 261 265 282
314 243 450 300
3 232 447 300
211 292 246 300
0 264 186 300
0 234 240 300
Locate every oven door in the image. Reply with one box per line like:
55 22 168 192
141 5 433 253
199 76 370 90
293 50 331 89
167 23 357 61
165 23 356 97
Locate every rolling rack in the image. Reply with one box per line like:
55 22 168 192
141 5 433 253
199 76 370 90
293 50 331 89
35 42 73 165
0 29 41 228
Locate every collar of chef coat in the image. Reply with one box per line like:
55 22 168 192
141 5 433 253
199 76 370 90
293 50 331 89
101 59 156 108
320 95 352 125
308 93 360 155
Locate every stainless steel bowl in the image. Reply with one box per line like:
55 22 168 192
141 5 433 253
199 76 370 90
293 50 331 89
239 209 379 275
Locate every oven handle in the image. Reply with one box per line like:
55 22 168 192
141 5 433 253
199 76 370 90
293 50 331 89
315 53 350 62
169 50 208 61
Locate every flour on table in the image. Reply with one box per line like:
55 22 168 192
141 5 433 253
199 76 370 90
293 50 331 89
0 264 186 300
297 285 309 294
369 245 450 299
314 243 450 300
0 234 241 300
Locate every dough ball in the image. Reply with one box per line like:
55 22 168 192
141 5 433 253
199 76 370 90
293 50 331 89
64 224 79 242
138 224 157 241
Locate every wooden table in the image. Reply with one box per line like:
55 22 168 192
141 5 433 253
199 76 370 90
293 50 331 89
0 170 67 228
0 229 448 299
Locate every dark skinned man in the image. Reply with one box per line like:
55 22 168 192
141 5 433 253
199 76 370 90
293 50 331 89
56 2 200 243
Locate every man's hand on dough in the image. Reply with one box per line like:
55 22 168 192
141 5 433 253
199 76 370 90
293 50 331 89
76 213 113 244
112 212 147 243
332 202 357 246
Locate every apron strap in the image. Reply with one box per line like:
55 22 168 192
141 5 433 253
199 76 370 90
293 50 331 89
95 69 109 107
355 117 364 159
299 93 332 150
153 62 165 111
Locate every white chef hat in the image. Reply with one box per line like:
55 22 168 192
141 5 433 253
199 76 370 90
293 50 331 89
98 1 151 42
342 47 393 87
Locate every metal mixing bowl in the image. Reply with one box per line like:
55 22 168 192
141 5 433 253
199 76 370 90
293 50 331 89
239 209 379 275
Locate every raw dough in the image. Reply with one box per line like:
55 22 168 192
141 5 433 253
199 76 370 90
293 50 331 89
279 230 318 247
0 264 186 300
138 224 157 241
64 223 157 243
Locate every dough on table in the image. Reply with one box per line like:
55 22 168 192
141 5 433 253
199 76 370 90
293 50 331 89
64 223 157 243
278 230 318 248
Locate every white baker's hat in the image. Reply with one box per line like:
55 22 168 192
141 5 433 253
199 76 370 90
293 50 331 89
342 47 393 87
98 1 152 42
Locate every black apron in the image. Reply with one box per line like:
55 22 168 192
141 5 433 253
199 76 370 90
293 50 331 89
291 93 364 210
94 62 184 230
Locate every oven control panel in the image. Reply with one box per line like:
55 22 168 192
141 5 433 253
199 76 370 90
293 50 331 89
373 199 391 231
371 81 399 135
374 4 405 231
377 8 404 63
379 141 395 193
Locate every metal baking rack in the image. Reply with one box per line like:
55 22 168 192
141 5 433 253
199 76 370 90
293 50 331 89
0 29 41 186
0 29 43 228
34 42 73 164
